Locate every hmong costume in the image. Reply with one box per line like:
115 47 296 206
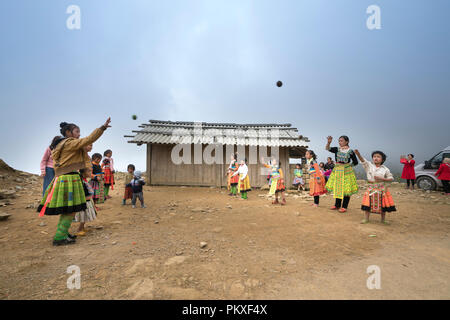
90 162 105 204
38 172 86 215
360 157 396 213
308 159 327 197
36 125 107 244
292 168 304 186
229 161 240 195
264 164 285 195
75 178 97 222
236 164 251 199
102 157 115 199
326 147 358 199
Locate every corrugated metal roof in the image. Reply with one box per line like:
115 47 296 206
125 120 309 147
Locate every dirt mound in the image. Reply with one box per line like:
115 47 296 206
0 159 15 173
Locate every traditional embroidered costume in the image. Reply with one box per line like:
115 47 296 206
102 157 115 199
90 161 105 204
234 163 251 199
37 125 106 245
228 160 240 196
308 159 327 197
360 157 396 213
264 164 285 195
74 178 97 223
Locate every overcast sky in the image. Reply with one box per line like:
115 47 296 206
1 0 449 174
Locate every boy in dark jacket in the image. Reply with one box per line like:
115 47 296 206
127 170 147 208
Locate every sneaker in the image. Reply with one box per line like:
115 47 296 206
53 238 76 246
132 205 136 208
141 205 147 208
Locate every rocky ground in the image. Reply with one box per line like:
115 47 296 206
0 159 449 300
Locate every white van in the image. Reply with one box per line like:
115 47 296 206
415 146 450 191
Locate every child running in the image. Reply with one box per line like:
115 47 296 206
325 135 359 213
37 118 111 246
292 163 305 191
261 157 286 205
233 159 251 200
90 153 105 207
123 164 135 205
102 149 115 199
305 150 327 207
74 167 97 236
354 149 396 224
128 170 146 208
435 157 450 195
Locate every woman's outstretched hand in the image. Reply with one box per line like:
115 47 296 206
103 117 111 128
326 136 333 143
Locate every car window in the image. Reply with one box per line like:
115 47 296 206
431 152 443 169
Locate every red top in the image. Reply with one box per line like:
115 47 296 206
435 163 450 180
400 159 416 179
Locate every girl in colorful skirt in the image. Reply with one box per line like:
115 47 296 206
90 153 105 207
102 149 115 199
37 118 111 246
354 149 396 224
226 153 238 192
228 158 240 197
123 164 135 205
292 163 304 191
306 150 327 207
74 167 97 236
325 135 359 213
262 157 286 205
233 159 251 199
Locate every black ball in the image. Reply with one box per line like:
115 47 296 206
276 81 283 87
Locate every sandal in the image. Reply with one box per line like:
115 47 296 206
360 219 369 224
272 199 279 205
76 230 87 236
281 199 286 205
330 206 338 210
381 220 390 225
338 208 347 213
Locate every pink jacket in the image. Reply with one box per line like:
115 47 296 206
40 147 54 174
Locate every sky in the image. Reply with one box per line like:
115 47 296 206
0 0 449 175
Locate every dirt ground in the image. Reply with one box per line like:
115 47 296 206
0 166 449 300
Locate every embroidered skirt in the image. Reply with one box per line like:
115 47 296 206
37 173 86 216
309 175 327 197
269 178 285 194
361 184 396 213
230 173 240 186
238 175 251 193
292 177 304 185
103 168 115 188
326 164 358 199
74 200 97 222
89 178 105 204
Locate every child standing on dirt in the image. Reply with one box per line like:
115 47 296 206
261 157 286 205
37 118 111 246
128 170 146 208
354 149 396 224
123 164 135 205
233 159 251 200
292 163 304 191
90 153 105 207
306 150 327 207
435 157 450 195
102 149 115 199
74 168 97 236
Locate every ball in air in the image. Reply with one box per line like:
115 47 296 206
132 115 137 120
276 81 283 87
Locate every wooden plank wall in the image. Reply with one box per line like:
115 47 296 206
148 143 290 188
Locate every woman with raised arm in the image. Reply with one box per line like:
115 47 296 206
325 135 359 213
400 154 416 189
37 118 111 246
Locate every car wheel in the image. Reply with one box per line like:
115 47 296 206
416 176 437 191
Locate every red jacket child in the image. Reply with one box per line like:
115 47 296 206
435 162 450 181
